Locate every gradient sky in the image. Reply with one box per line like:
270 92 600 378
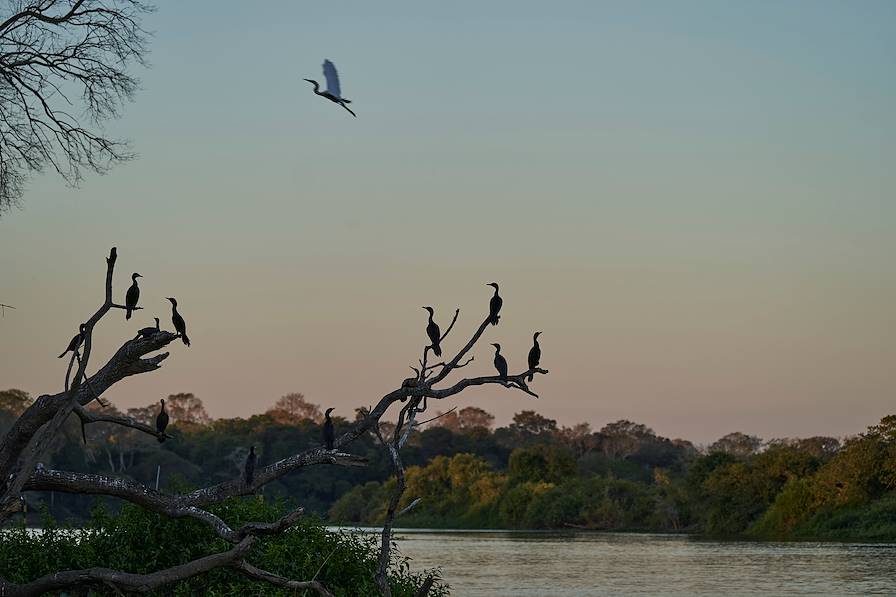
1 1 894 444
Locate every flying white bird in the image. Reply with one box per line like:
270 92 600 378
304 59 356 117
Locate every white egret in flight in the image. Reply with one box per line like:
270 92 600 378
304 59 356 117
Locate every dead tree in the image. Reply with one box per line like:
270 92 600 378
0 248 548 596
0 0 151 214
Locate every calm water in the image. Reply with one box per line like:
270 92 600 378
387 530 896 596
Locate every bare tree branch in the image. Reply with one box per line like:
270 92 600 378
0 535 256 597
74 403 170 442
232 562 336 597
373 424 407 597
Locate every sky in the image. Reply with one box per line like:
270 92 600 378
1 1 894 444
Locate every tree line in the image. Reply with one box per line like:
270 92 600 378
3 388 894 540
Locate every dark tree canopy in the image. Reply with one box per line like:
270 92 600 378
0 0 152 214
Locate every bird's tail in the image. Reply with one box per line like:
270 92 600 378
126 307 132 320
433 344 442 357
341 102 357 117
527 372 534 382
182 333 191 347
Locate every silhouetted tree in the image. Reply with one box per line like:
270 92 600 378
0 0 151 214
0 248 548 597
266 392 323 424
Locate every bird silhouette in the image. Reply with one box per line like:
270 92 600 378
136 317 160 339
166 298 190 347
304 59 356 117
244 446 257 487
487 283 502 326
58 324 87 358
492 343 508 379
423 306 442 357
323 407 335 451
156 399 169 443
527 332 542 382
125 273 142 320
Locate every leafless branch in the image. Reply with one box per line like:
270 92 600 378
373 425 407 597
74 403 170 442
418 407 458 427
397 497 422 517
232 562 335 597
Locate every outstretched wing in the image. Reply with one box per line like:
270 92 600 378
322 59 342 98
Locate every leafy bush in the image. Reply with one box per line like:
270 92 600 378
0 498 447 596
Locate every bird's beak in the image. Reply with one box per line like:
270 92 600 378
303 79 313 83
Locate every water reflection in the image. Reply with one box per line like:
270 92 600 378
385 530 896 596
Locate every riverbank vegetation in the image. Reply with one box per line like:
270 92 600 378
3 389 894 541
0 496 446 596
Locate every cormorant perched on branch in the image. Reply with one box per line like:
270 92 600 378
323 407 335 451
156 399 169 443
487 283 502 326
166 298 190 346
136 317 160 339
125 273 142 320
423 306 442 357
491 343 508 379
58 323 87 358
527 332 542 382
244 446 256 487
304 59 356 117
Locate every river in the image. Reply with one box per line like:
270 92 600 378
388 530 896 596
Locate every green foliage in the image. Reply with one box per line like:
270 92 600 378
0 499 446 596
508 444 576 485
5 387 896 544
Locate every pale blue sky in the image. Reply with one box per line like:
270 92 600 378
1 1 894 442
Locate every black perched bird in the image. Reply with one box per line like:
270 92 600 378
323 407 335 451
423 306 442 357
125 273 142 320
527 332 542 382
244 446 257 487
487 282 502 326
136 317 160 339
155 398 169 443
58 323 87 358
491 343 508 379
166 298 190 346
304 59 356 117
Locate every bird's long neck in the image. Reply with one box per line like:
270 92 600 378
311 81 322 93
533 335 540 348
427 311 434 325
